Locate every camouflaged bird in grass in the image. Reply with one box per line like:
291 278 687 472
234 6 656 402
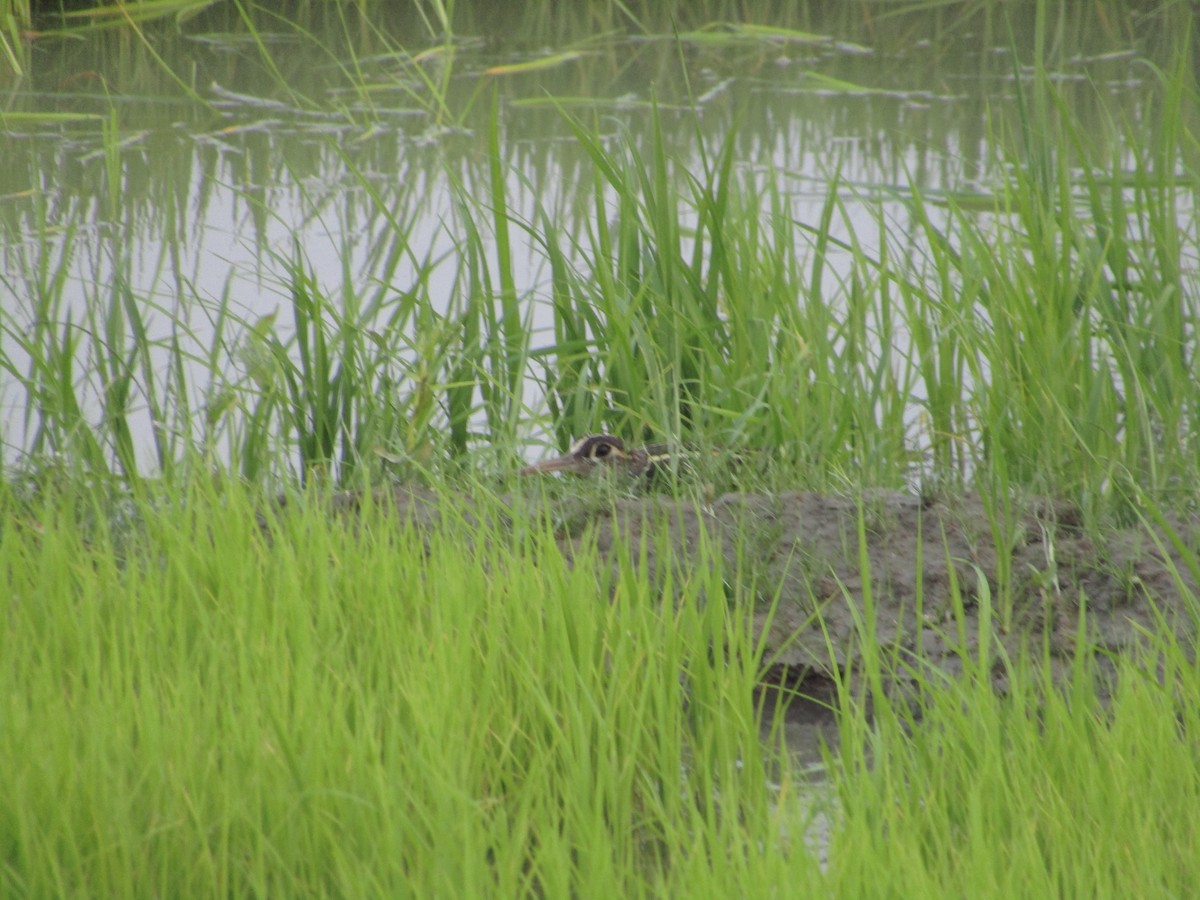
520 435 757 490
519 435 671 478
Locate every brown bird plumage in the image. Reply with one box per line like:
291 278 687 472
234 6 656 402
520 435 670 478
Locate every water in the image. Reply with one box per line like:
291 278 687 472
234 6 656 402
0 4 1177 467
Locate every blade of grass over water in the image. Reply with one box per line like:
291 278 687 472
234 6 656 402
60 0 223 26
6 45 1195 493
486 88 526 437
486 50 586 77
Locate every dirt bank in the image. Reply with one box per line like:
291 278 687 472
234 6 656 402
292 486 1197 702
564 489 1197 699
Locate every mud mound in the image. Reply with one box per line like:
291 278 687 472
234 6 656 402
563 490 1197 690
276 487 1199 692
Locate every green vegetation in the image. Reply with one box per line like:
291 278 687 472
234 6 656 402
0 483 816 896
829 628 1200 896
4 476 1199 895
2 1 1199 896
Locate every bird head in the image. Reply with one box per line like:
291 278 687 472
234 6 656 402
520 435 650 477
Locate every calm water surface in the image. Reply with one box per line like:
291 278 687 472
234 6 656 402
0 5 1179 461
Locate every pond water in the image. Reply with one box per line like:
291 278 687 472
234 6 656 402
0 3 1184 467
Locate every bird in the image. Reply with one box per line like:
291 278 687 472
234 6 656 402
520 434 672 479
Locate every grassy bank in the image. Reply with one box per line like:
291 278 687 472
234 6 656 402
2 480 1199 895
0 480 814 895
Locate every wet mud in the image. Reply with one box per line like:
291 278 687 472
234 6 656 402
573 491 1196 689
267 485 1198 858
293 486 1198 707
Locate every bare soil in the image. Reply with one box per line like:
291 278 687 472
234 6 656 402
304 486 1198 703
576 491 1196 686
268 485 1199 771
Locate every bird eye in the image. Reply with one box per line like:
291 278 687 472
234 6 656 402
594 443 611 458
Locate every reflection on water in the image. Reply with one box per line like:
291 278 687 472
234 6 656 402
0 4 1182 469
758 680 841 870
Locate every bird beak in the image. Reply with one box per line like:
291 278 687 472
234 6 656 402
520 453 590 476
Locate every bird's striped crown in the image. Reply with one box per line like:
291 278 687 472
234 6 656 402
520 434 666 478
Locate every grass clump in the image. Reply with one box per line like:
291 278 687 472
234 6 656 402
0 478 825 896
826 636 1200 897
5 477 1200 894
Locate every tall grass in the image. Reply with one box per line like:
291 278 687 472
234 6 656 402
6 15 1196 498
0 478 828 896
829 615 1200 897
4 478 1200 894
